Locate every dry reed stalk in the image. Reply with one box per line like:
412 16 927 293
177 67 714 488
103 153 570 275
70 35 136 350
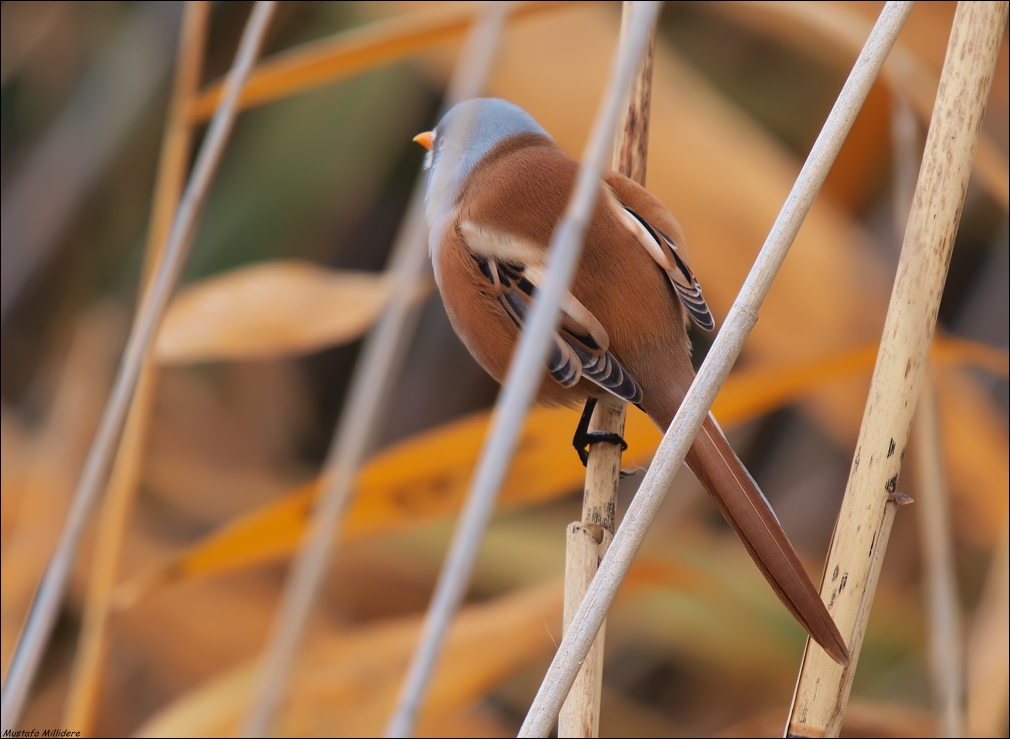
558 521 613 737
383 4 663 736
966 520 1009 736
0 3 277 731
558 5 655 736
239 5 517 737
913 372 964 738
518 3 914 735
61 3 211 733
894 92 965 739
786 3 1008 736
188 1 572 121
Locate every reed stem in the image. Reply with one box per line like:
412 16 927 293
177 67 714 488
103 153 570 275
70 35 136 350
786 3 1008 735
558 6 655 735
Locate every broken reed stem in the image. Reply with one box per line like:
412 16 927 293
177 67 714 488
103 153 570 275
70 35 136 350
237 5 516 738
558 6 655 736
786 3 1008 737
61 3 211 733
0 3 277 732
894 92 965 739
383 4 663 737
519 3 914 735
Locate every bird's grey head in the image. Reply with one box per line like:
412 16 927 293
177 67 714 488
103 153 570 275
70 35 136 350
419 98 550 258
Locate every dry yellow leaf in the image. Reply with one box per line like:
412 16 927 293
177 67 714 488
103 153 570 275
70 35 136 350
711 1 1009 210
187 2 572 121
935 367 1010 545
134 581 563 737
155 261 415 365
713 335 1008 427
114 405 615 607
131 556 718 738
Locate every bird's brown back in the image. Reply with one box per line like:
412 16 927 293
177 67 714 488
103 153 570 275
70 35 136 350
454 134 696 414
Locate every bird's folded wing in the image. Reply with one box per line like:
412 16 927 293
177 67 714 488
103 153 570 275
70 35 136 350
459 221 642 404
613 202 715 331
602 173 715 332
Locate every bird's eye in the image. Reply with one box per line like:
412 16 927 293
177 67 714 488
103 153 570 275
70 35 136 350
437 136 447 151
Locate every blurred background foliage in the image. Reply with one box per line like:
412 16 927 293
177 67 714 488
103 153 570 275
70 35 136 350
1 2 1007 736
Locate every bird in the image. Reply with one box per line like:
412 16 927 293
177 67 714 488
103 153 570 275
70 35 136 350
414 97 848 665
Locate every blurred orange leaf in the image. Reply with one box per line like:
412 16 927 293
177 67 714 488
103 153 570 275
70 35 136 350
188 2 573 122
712 335 1008 426
115 403 613 607
935 365 1010 548
712 1 1009 210
931 335 1010 377
117 335 1006 605
154 261 428 365
134 581 564 737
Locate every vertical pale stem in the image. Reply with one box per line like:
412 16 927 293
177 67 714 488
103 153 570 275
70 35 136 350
558 6 655 736
913 372 964 738
786 3 1007 736
0 2 276 731
895 90 965 739
966 521 1010 737
61 5 210 733
610 4 655 188
559 522 613 738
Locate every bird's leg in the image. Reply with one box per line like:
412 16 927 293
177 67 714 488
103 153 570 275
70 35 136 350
572 397 628 467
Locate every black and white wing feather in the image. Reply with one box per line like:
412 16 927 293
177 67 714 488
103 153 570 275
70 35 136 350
616 202 715 331
459 221 643 404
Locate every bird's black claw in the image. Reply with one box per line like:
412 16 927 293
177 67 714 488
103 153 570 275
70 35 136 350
572 398 629 468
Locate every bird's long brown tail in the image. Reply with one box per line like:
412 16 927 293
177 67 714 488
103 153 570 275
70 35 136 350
682 413 849 664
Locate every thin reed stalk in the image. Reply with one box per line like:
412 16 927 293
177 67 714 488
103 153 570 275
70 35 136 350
519 3 914 735
913 372 964 738
61 3 211 733
383 4 663 737
558 5 655 736
0 3 277 731
786 3 1008 736
238 4 516 737
966 521 1010 736
894 92 965 739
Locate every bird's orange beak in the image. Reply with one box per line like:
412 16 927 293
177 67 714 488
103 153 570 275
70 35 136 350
413 131 434 150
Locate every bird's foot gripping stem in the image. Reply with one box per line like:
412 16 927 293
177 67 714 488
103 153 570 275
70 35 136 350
572 398 633 475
